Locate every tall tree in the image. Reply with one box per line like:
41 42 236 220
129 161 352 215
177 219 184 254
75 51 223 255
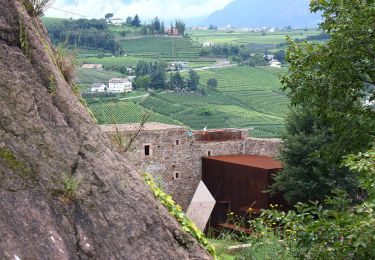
273 0 375 204
125 16 132 26
175 19 186 36
104 13 113 19
187 69 199 91
132 14 141 27
169 71 184 89
153 16 161 33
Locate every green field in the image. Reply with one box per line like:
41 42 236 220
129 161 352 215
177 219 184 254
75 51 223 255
189 29 322 46
87 100 180 125
119 36 201 59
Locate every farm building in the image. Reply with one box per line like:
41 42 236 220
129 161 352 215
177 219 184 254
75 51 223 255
166 27 180 36
90 83 107 92
108 78 133 93
81 64 103 70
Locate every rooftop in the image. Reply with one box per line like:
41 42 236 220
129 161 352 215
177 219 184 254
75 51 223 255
101 123 185 132
203 155 283 170
109 78 130 83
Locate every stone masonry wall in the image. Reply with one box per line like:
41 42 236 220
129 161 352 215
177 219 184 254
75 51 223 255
103 126 282 210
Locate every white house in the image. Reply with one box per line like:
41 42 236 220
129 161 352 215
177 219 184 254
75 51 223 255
110 18 123 26
203 42 215 47
81 64 103 70
90 83 107 92
268 59 282 68
108 78 133 93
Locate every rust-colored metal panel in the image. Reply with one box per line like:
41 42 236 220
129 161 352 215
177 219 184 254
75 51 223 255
202 155 284 228
194 130 244 142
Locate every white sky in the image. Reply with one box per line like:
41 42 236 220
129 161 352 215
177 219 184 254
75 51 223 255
45 0 235 21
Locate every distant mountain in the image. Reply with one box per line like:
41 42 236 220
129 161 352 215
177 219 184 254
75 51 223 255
204 0 322 28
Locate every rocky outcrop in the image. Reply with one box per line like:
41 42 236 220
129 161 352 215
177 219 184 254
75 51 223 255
0 1 210 259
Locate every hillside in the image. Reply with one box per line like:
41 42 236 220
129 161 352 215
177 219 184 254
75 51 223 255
0 0 210 258
204 0 322 28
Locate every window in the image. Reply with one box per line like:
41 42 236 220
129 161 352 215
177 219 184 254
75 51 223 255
208 151 212 156
174 172 180 179
176 140 180 146
144 145 150 156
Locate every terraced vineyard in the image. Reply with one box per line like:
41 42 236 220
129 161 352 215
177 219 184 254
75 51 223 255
195 66 289 118
137 66 288 137
87 100 180 125
119 36 201 59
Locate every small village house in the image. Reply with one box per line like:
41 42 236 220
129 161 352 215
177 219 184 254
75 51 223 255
108 78 133 93
203 42 215 47
166 27 180 36
81 64 103 70
90 83 107 92
110 18 123 26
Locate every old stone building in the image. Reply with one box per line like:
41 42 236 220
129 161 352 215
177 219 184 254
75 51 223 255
101 123 282 210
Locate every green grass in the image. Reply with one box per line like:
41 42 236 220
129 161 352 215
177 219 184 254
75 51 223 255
189 29 322 47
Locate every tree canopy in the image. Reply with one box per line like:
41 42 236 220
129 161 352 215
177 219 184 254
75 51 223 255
273 0 375 204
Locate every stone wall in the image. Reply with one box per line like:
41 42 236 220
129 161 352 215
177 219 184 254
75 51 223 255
102 124 282 210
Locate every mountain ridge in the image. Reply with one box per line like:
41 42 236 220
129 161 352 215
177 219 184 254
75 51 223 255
203 0 322 28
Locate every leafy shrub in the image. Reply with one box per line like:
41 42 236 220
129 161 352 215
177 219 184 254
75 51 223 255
251 147 375 259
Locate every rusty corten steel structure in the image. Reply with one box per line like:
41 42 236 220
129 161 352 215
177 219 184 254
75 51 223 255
202 155 284 228
194 129 244 142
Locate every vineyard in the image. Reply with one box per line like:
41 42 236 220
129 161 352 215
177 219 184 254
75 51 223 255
137 66 288 137
119 36 201 59
87 100 180 125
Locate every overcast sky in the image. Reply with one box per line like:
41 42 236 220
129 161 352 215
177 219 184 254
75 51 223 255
45 0 235 21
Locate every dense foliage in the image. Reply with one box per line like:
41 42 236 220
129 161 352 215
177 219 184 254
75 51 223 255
273 0 375 203
252 147 375 259
46 19 122 54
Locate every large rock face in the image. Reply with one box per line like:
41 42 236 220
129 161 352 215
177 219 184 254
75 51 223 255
0 1 210 259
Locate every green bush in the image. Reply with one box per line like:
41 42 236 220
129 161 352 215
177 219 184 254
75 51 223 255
251 147 375 259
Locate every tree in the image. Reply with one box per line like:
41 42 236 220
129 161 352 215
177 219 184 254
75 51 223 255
153 16 161 33
169 71 184 89
120 30 126 38
104 13 113 19
207 78 218 89
132 14 141 27
125 16 132 26
175 19 186 36
135 75 151 90
271 108 358 205
187 69 199 91
273 0 375 204
160 21 165 35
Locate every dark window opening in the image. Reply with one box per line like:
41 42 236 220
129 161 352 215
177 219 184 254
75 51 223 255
174 172 180 179
176 140 180 145
144 145 150 156
208 151 212 156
